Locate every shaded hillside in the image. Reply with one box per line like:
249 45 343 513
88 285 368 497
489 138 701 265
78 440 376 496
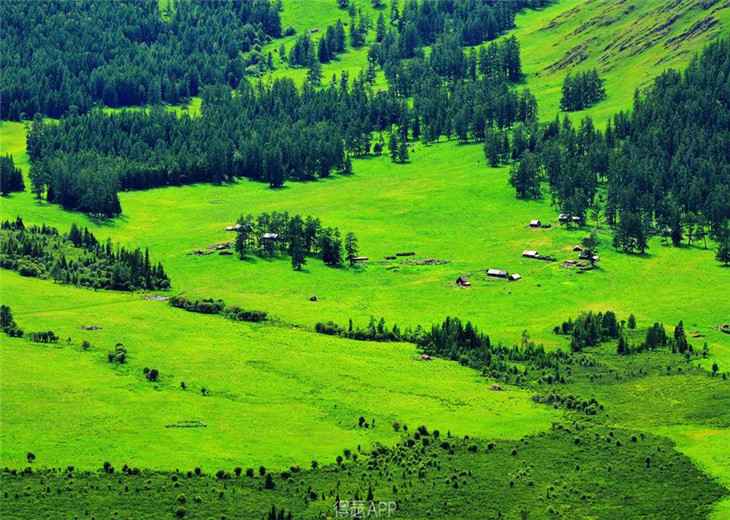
511 0 730 122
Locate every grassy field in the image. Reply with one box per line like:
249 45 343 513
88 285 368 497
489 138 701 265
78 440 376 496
0 272 557 471
3 127 729 360
2 0 730 516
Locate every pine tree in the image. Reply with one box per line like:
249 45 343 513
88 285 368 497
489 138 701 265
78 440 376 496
389 131 399 163
345 232 359 265
398 140 409 163
376 12 386 42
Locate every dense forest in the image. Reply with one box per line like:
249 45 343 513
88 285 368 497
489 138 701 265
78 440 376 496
28 33 536 215
496 38 730 253
0 0 281 120
0 218 170 291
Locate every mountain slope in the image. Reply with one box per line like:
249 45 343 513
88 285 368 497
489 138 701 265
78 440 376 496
511 0 730 122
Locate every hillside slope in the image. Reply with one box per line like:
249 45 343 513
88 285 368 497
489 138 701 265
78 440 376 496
512 0 730 122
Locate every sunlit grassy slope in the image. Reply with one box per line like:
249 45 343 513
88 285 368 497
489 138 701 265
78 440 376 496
3 127 729 361
510 0 730 124
0 272 557 470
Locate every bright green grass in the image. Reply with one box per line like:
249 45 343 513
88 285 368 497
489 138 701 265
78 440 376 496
509 0 730 125
3 135 728 359
0 272 557 471
656 425 730 519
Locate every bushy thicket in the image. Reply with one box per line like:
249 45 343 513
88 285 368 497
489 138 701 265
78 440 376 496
0 218 169 291
169 296 267 323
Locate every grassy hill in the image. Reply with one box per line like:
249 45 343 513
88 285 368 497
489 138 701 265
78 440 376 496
511 0 730 123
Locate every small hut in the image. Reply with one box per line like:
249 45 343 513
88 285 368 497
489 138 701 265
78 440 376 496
573 245 583 252
352 256 369 263
509 273 522 282
558 213 570 223
487 269 509 278
529 219 542 228
490 384 503 391
456 276 471 287
262 232 279 240
421 354 432 361
572 216 582 223
522 250 540 259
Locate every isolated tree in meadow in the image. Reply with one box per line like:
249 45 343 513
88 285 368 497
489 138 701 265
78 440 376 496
712 363 719 376
0 305 15 331
627 314 636 330
345 232 359 265
26 452 35 463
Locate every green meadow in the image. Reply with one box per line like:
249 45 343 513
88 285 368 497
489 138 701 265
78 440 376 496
3 129 729 358
2 0 730 517
0 272 557 471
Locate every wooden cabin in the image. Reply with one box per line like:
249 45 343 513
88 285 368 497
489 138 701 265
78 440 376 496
487 269 509 278
509 273 522 281
522 250 540 259
529 219 541 228
456 276 471 287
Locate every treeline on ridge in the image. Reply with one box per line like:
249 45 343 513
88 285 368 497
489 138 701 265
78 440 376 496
494 39 730 255
0 218 170 291
0 0 282 120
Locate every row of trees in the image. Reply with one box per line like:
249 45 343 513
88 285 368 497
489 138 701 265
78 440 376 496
1 0 282 119
0 219 170 291
169 296 267 323
497 39 730 258
232 212 360 269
